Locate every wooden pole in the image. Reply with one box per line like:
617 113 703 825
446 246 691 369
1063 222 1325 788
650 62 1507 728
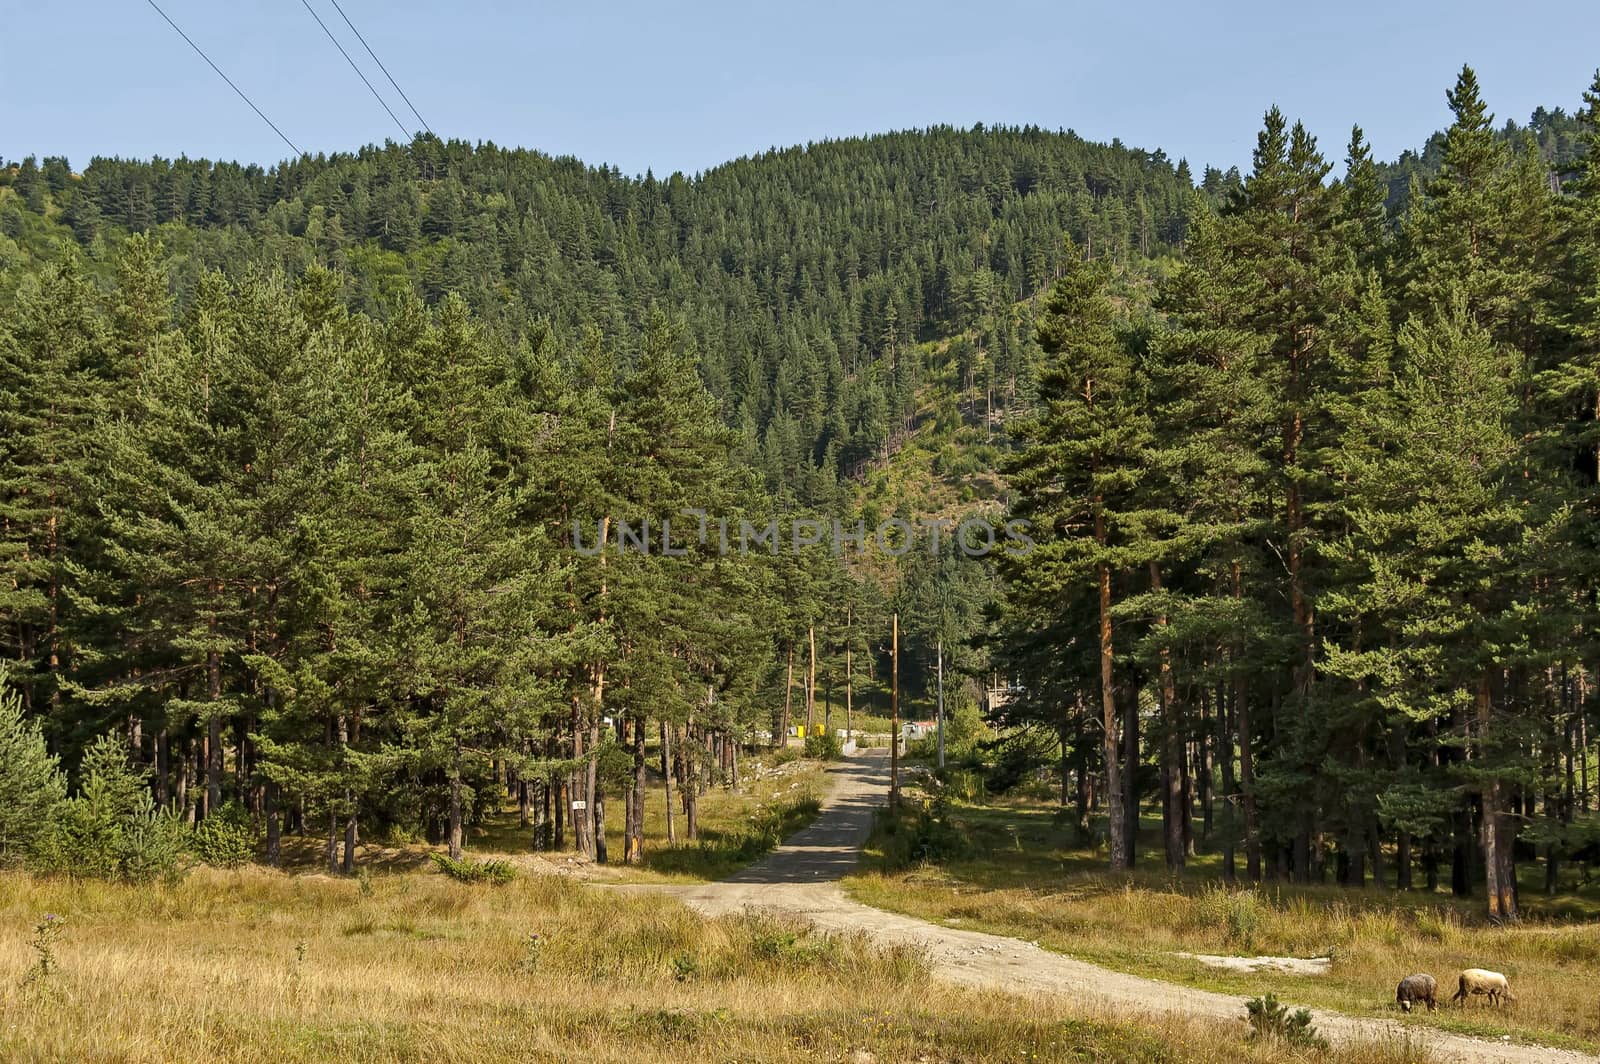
844 604 857 739
891 612 900 810
936 637 945 771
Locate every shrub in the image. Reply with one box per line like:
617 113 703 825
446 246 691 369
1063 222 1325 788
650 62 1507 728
20 913 66 988
880 796 974 868
938 767 988 803
1192 885 1265 949
0 661 67 864
31 734 187 883
191 801 259 867
428 852 516 884
803 731 843 760
1245 993 1327 1051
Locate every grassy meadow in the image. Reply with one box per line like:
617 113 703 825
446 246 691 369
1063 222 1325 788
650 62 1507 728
847 781 1600 1054
275 750 830 883
0 867 1435 1063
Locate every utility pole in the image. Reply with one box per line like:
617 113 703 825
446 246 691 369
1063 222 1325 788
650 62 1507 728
936 637 945 771
891 612 900 810
844 604 857 739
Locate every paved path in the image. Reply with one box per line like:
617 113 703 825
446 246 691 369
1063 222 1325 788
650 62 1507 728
644 751 1596 1064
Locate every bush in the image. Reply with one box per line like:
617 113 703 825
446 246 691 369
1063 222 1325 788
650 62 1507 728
1245 993 1326 1051
1193 885 1266 949
191 801 259 868
0 662 66 865
803 731 843 760
429 852 516 884
31 734 187 884
879 795 974 868
937 767 988 803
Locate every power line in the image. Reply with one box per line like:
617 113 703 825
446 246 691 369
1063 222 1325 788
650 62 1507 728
142 0 303 157
297 0 411 142
326 0 433 137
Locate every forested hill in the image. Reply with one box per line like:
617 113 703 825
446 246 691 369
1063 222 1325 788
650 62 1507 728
0 126 1192 502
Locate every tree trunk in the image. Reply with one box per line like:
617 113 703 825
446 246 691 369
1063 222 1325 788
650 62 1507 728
1150 561 1183 871
806 624 816 734
662 720 675 845
845 607 855 740
1218 679 1237 885
448 739 464 861
155 727 171 808
1097 549 1125 870
1122 680 1139 869
264 781 281 867
626 714 646 864
890 613 901 810
780 644 794 746
1199 690 1212 841
571 697 595 859
936 638 946 771
1479 677 1517 921
682 722 699 841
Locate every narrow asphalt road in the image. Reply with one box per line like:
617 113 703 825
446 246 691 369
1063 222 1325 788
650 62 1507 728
643 750 1596 1064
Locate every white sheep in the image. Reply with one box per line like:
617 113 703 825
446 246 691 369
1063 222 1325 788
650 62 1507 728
1450 968 1515 1007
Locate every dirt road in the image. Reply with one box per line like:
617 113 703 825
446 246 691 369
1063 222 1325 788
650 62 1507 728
648 750 1596 1064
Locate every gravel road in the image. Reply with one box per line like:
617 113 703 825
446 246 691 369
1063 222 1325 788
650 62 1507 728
642 750 1596 1064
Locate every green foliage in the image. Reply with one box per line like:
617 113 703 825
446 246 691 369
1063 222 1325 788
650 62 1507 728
1244 993 1327 1051
30 734 187 883
190 801 259 868
803 731 843 760
0 661 65 864
1194 886 1266 950
428 852 517 884
19 913 66 989
878 795 975 868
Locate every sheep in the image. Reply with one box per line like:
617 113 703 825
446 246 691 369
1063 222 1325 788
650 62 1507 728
1450 968 1515 1007
1395 973 1438 1012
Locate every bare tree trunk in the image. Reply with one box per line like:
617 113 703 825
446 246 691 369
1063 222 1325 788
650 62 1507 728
936 638 945 771
264 781 281 867
806 624 816 735
1095 469 1126 869
341 715 358 874
1122 681 1139 869
779 644 794 746
682 722 699 841
662 721 676 845
570 697 595 858
845 611 854 740
155 727 171 808
1479 677 1517 921
1151 562 1183 871
205 613 223 817
890 613 901 810
626 715 646 864
182 737 197 826
448 738 465 861
1218 678 1236 885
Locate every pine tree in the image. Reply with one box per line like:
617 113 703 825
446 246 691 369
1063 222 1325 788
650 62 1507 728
0 660 66 863
1006 244 1149 870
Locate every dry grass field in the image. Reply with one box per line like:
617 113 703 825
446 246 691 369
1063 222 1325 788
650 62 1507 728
846 788 1600 1055
0 867 1436 1063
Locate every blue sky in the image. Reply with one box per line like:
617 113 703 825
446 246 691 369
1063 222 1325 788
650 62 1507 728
4 1 1597 177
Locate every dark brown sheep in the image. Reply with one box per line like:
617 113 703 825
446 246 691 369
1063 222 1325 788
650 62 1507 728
1395 973 1438 1013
